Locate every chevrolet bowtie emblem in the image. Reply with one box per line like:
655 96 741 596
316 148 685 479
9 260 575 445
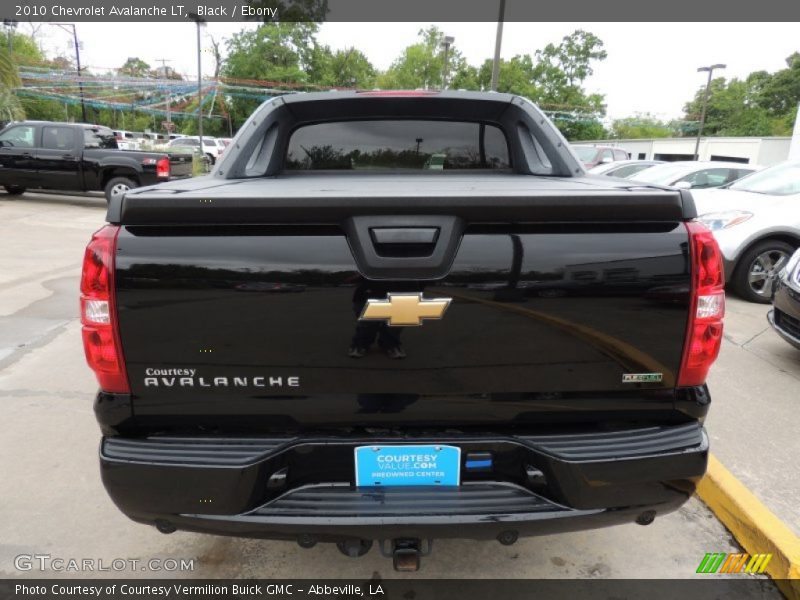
359 293 452 327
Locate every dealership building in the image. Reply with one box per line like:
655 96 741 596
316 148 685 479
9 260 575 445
582 136 792 166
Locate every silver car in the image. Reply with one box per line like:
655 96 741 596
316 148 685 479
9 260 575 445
588 159 663 178
630 160 759 190
692 160 800 303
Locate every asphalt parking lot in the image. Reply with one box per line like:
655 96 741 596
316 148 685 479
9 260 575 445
0 191 795 590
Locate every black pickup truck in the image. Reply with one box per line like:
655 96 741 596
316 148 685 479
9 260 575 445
81 91 725 570
0 121 192 202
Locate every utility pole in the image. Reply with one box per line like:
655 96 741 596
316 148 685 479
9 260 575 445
694 63 726 161
52 23 87 122
440 35 454 90
156 58 173 127
188 13 206 152
490 0 506 91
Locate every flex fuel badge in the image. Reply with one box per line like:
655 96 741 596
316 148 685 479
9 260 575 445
622 373 664 383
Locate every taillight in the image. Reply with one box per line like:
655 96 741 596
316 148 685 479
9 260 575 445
678 222 725 387
156 156 170 178
80 225 129 393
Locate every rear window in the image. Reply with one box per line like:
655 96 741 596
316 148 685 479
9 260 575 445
285 120 510 170
84 128 118 149
572 146 598 162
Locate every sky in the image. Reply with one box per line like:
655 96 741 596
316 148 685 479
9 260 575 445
28 21 800 121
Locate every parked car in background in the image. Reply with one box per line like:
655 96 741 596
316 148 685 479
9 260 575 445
629 161 759 190
769 248 800 350
588 159 663 178
112 130 144 151
692 160 800 303
142 132 169 144
571 144 629 169
0 121 193 202
167 136 224 164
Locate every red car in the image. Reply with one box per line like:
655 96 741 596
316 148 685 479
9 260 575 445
571 144 629 169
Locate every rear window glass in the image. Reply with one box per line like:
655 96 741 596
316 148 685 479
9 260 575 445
285 120 510 170
84 128 117 149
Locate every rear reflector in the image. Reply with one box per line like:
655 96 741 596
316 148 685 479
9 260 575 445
678 222 725 387
80 225 129 394
156 156 170 179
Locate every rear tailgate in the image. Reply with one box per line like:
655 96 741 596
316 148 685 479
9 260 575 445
111 173 694 429
166 152 193 179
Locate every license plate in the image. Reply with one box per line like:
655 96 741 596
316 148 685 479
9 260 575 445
354 444 461 487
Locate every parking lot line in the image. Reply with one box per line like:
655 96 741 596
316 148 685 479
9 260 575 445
698 454 800 600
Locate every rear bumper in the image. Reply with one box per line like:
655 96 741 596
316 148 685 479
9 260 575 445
100 423 708 541
768 309 800 350
769 279 800 349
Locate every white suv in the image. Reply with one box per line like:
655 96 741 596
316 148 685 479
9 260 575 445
167 136 224 164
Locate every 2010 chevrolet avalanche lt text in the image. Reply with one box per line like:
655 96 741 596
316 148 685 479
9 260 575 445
81 91 725 570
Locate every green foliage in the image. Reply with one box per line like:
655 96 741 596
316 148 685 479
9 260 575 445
534 30 607 88
0 86 24 122
0 46 24 123
375 27 609 139
476 55 533 94
307 46 376 88
119 57 151 78
379 26 466 90
223 23 322 126
473 31 608 140
757 55 800 116
8 32 46 67
681 55 800 138
224 23 319 82
192 153 209 176
4 24 619 144
610 114 677 139
555 117 606 141
18 95 64 121
0 47 21 88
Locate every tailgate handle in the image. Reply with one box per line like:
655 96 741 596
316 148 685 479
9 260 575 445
370 227 439 245
345 215 465 280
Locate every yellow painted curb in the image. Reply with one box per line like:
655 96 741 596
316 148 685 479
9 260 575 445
697 454 800 599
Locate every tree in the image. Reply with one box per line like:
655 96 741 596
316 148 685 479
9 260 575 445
610 114 676 139
223 23 320 126
683 74 779 137
757 54 800 116
8 31 46 67
307 46 376 88
0 47 24 123
679 53 800 138
379 26 466 90
476 55 535 95
224 22 319 82
119 57 151 78
473 31 608 140
533 30 607 89
50 56 74 71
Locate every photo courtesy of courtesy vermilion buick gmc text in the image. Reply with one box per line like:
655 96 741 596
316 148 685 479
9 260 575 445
80 91 725 571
